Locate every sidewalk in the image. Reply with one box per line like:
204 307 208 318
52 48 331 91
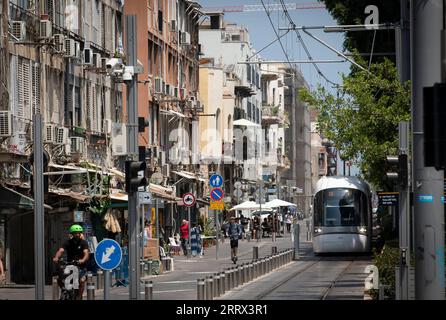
0 223 305 300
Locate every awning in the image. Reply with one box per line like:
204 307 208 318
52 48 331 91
0 185 52 211
47 163 113 175
48 189 91 202
233 119 261 127
171 170 206 182
110 192 128 202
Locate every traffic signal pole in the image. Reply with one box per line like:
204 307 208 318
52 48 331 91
411 0 445 299
126 15 141 300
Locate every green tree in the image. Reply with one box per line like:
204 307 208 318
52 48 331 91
319 0 401 63
299 58 410 189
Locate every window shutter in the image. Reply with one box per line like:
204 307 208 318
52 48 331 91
10 55 18 117
20 59 32 120
92 85 97 131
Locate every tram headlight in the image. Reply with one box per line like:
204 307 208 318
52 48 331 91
314 228 322 233
359 227 367 233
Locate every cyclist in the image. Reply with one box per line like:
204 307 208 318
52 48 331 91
53 224 90 300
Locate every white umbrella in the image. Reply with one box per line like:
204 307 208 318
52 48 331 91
263 199 297 208
229 201 261 211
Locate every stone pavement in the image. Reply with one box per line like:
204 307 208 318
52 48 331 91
0 222 306 300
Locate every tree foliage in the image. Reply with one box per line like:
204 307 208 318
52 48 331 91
299 58 410 188
319 0 401 63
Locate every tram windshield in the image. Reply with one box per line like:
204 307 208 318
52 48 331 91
314 188 368 227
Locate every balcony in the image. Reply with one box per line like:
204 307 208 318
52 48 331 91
261 104 288 125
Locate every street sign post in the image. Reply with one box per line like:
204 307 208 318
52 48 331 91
183 193 196 207
95 239 123 300
138 191 152 205
209 174 223 188
210 201 225 210
210 187 224 202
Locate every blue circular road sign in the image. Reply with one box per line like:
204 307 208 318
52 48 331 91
210 187 224 201
209 174 223 188
94 239 122 271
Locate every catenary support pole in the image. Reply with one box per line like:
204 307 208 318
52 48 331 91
33 113 45 300
411 0 445 299
125 15 140 300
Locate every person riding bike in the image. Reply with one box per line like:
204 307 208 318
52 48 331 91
53 224 90 300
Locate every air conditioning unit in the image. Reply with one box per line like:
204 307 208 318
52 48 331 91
180 31 191 45
40 20 52 39
93 53 101 68
44 124 56 143
0 111 12 137
103 119 112 134
83 48 93 65
70 137 85 154
11 21 26 41
54 127 69 145
154 77 163 94
169 20 177 32
64 38 76 57
53 34 65 52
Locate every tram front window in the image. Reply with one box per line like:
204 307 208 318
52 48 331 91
314 188 367 227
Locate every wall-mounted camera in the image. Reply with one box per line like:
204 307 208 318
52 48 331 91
105 58 124 75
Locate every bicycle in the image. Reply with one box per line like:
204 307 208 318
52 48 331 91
55 259 81 300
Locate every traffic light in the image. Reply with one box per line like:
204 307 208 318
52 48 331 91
138 117 149 133
385 154 408 189
424 83 446 169
125 160 147 192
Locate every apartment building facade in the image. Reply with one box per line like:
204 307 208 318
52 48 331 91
1 0 125 284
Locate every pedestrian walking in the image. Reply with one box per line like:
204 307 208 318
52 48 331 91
190 223 202 257
179 219 189 256
225 217 243 264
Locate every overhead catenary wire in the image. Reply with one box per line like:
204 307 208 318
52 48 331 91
260 0 295 70
277 0 341 88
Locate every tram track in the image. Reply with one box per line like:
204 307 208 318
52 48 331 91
319 259 356 300
254 259 321 300
253 256 361 300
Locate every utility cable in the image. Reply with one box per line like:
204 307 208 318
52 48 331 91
278 0 341 88
260 0 294 69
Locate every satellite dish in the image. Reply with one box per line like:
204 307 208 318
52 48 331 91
150 172 164 184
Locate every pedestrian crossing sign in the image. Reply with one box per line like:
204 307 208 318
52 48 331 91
210 200 224 210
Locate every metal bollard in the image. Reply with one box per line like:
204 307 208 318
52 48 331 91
97 269 104 290
213 274 220 298
87 272 95 300
209 276 214 300
235 266 241 287
224 269 230 292
232 267 237 289
52 276 59 300
205 276 211 300
253 246 259 260
272 246 277 255
239 264 244 284
148 260 153 276
145 280 153 300
220 272 226 295
140 261 145 276
197 279 205 300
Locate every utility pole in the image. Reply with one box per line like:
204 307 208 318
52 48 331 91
33 114 45 300
411 0 445 299
126 15 140 300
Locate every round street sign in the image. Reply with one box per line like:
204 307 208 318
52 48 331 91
210 187 224 201
183 193 196 207
209 174 223 188
94 239 122 271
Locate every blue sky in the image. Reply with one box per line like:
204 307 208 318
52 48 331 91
198 0 359 175
198 0 351 91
